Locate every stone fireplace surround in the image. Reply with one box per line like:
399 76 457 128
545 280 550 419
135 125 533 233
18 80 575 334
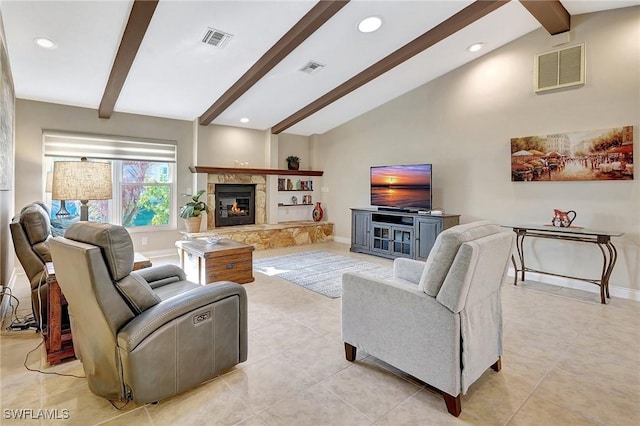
194 167 333 250
206 172 267 230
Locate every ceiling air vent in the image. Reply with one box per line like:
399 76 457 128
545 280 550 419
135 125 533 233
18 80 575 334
300 61 325 75
535 43 585 93
202 27 233 48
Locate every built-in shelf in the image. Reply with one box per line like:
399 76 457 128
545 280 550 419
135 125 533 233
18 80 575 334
190 166 323 176
278 189 312 192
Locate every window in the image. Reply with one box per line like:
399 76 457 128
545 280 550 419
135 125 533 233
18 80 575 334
43 131 177 230
120 161 172 227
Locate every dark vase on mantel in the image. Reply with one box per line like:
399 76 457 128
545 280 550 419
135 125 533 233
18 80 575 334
312 202 324 222
288 161 299 171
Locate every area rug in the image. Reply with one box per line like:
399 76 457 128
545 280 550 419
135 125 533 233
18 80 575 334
253 251 393 298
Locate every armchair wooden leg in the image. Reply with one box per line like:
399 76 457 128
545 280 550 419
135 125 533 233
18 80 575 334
491 356 502 372
344 342 357 362
443 392 461 417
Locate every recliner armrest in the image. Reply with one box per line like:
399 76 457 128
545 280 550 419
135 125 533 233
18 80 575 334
393 258 425 285
132 264 186 288
117 281 247 352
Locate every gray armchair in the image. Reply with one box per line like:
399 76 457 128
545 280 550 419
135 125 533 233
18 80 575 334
49 222 247 404
9 202 54 328
342 221 514 417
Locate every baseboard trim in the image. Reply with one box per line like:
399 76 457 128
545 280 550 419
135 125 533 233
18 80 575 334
507 267 640 302
137 248 177 259
333 236 350 245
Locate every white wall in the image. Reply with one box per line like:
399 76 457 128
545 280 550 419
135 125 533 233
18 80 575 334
278 133 312 170
194 125 313 170
0 6 15 293
197 124 270 168
14 100 194 253
316 7 640 291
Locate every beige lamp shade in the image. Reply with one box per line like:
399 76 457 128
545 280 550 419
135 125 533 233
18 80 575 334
52 158 112 201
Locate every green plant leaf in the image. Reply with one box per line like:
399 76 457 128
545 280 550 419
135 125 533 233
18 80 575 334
180 189 209 218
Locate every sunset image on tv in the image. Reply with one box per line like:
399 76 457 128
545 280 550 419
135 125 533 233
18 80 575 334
371 164 431 209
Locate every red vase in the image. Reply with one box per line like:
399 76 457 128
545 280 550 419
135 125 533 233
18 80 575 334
312 202 324 222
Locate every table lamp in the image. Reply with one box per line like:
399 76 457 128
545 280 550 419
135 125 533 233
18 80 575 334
46 170 72 217
52 157 112 221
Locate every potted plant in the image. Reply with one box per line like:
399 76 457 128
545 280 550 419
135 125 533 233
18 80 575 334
180 189 209 233
286 155 300 170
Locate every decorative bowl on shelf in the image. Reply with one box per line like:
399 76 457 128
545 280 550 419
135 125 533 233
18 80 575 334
205 235 223 245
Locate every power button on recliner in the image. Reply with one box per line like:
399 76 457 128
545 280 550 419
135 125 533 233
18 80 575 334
193 311 211 324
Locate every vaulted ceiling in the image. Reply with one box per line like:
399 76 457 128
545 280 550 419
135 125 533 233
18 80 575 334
2 0 638 136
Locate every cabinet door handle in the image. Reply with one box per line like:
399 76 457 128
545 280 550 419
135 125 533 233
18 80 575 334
226 263 235 270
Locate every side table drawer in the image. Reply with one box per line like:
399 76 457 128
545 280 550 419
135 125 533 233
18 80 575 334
176 239 255 285
205 252 253 284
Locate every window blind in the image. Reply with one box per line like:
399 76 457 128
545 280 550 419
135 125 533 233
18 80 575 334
43 130 177 163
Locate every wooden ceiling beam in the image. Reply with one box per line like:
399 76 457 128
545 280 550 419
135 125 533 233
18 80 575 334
519 0 570 35
271 0 508 135
98 0 158 119
198 0 349 126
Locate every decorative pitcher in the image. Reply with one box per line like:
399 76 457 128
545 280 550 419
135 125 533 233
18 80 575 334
552 209 576 227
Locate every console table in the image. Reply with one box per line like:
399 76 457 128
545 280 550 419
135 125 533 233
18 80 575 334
44 253 152 365
504 225 623 304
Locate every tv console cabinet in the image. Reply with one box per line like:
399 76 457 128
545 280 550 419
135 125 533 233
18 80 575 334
350 208 460 260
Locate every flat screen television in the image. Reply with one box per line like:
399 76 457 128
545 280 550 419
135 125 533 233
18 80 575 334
370 164 432 211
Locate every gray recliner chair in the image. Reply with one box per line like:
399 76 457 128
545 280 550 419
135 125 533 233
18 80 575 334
9 202 54 328
342 221 514 417
49 222 247 404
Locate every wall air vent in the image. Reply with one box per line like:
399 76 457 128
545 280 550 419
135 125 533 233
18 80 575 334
300 61 325 75
202 27 233 48
535 43 585 94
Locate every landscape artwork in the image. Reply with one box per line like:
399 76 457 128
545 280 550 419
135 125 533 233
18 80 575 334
510 126 634 182
0 31 14 191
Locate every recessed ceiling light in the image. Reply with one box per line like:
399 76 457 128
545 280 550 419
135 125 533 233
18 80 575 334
34 37 57 49
358 16 382 33
240 117 250 124
467 42 484 53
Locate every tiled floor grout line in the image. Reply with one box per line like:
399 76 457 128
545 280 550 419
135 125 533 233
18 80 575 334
221 329 329 424
502 300 603 426
210 377 254 426
371 386 423 425
533 313 615 426
92 405 146 425
315 376 379 424
529 393 608 426
142 405 156 426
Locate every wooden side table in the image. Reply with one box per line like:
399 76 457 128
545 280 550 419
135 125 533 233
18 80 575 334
44 253 152 365
176 239 254 285
44 262 75 366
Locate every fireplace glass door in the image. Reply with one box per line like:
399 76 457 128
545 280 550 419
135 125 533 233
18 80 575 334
215 184 256 227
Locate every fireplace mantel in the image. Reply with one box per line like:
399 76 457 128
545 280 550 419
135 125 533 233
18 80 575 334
190 166 323 176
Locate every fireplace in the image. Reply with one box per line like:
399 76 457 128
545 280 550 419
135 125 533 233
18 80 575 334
215 184 256 227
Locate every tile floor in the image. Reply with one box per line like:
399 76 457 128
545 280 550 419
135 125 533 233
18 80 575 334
1 241 638 425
